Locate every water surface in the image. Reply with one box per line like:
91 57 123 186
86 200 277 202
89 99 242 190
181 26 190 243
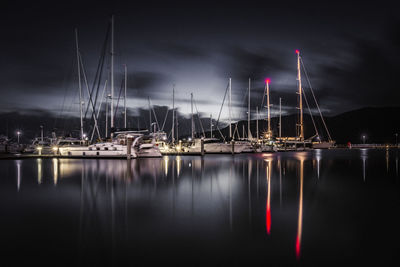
1 149 399 265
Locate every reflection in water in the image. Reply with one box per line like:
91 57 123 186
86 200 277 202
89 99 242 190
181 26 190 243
396 152 399 176
5 150 400 265
16 160 21 191
386 149 389 173
315 149 321 179
53 158 58 185
176 156 182 177
248 159 252 225
163 156 169 176
279 156 282 207
266 159 272 235
37 159 42 184
296 156 304 260
361 149 367 181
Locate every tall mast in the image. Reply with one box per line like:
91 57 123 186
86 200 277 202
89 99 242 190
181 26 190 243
210 114 213 138
248 78 251 139
229 78 232 139
124 64 127 128
110 15 115 134
191 93 194 140
172 86 175 143
256 106 259 140
266 78 271 139
279 97 282 138
105 94 109 137
75 28 84 141
296 49 304 140
148 97 152 132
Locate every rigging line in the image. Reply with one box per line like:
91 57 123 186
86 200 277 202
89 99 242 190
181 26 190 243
149 99 160 131
216 126 226 142
113 78 124 124
90 79 108 142
161 108 169 132
84 22 110 119
215 82 229 129
84 30 109 120
193 98 205 137
79 53 101 140
302 86 319 139
261 82 267 111
300 58 332 141
92 24 110 115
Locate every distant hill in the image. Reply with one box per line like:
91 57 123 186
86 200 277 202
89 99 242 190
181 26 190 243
1 106 399 144
206 107 400 144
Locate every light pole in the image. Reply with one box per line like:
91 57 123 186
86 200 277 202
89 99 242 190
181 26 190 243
17 131 21 144
362 135 366 144
395 133 398 147
40 125 44 142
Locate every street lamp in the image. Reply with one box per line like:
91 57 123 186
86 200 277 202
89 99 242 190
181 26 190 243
362 135 366 144
395 133 398 147
16 131 21 144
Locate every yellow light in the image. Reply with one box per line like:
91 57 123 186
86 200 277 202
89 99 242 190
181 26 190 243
52 146 58 151
37 146 43 150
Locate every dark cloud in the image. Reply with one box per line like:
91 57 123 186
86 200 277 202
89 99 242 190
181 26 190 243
126 71 170 99
221 46 291 81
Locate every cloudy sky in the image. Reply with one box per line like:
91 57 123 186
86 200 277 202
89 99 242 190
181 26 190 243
1 0 399 125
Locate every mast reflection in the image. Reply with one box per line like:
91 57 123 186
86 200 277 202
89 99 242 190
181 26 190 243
248 158 252 225
386 148 389 173
53 158 59 185
37 158 42 184
361 149 367 181
296 156 304 260
315 149 321 179
265 159 272 235
16 160 21 191
176 156 182 177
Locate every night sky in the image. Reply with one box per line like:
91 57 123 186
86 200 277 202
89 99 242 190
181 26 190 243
1 1 399 124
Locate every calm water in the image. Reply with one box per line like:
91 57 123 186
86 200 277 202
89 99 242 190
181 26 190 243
1 149 399 266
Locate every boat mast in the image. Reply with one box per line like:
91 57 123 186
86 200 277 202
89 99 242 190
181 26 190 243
256 106 259 140
105 94 109 137
148 97 152 132
75 28 84 142
172 86 175 143
124 64 127 128
266 78 271 139
296 50 304 140
229 78 232 139
191 93 194 140
279 97 282 138
248 78 251 139
210 114 213 138
110 15 115 136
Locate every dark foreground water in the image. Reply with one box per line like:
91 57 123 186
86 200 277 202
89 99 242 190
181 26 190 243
1 149 399 266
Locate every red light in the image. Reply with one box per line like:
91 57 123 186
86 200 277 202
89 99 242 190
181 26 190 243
296 235 301 260
265 78 271 84
266 203 271 235
295 49 300 54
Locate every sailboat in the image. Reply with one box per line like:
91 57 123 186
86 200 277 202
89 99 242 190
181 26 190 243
185 79 249 154
296 50 335 149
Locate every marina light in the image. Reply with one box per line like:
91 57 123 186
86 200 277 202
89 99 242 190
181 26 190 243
295 49 300 54
52 146 58 152
16 131 21 144
265 78 271 84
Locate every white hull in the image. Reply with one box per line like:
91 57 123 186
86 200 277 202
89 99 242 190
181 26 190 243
186 142 246 154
